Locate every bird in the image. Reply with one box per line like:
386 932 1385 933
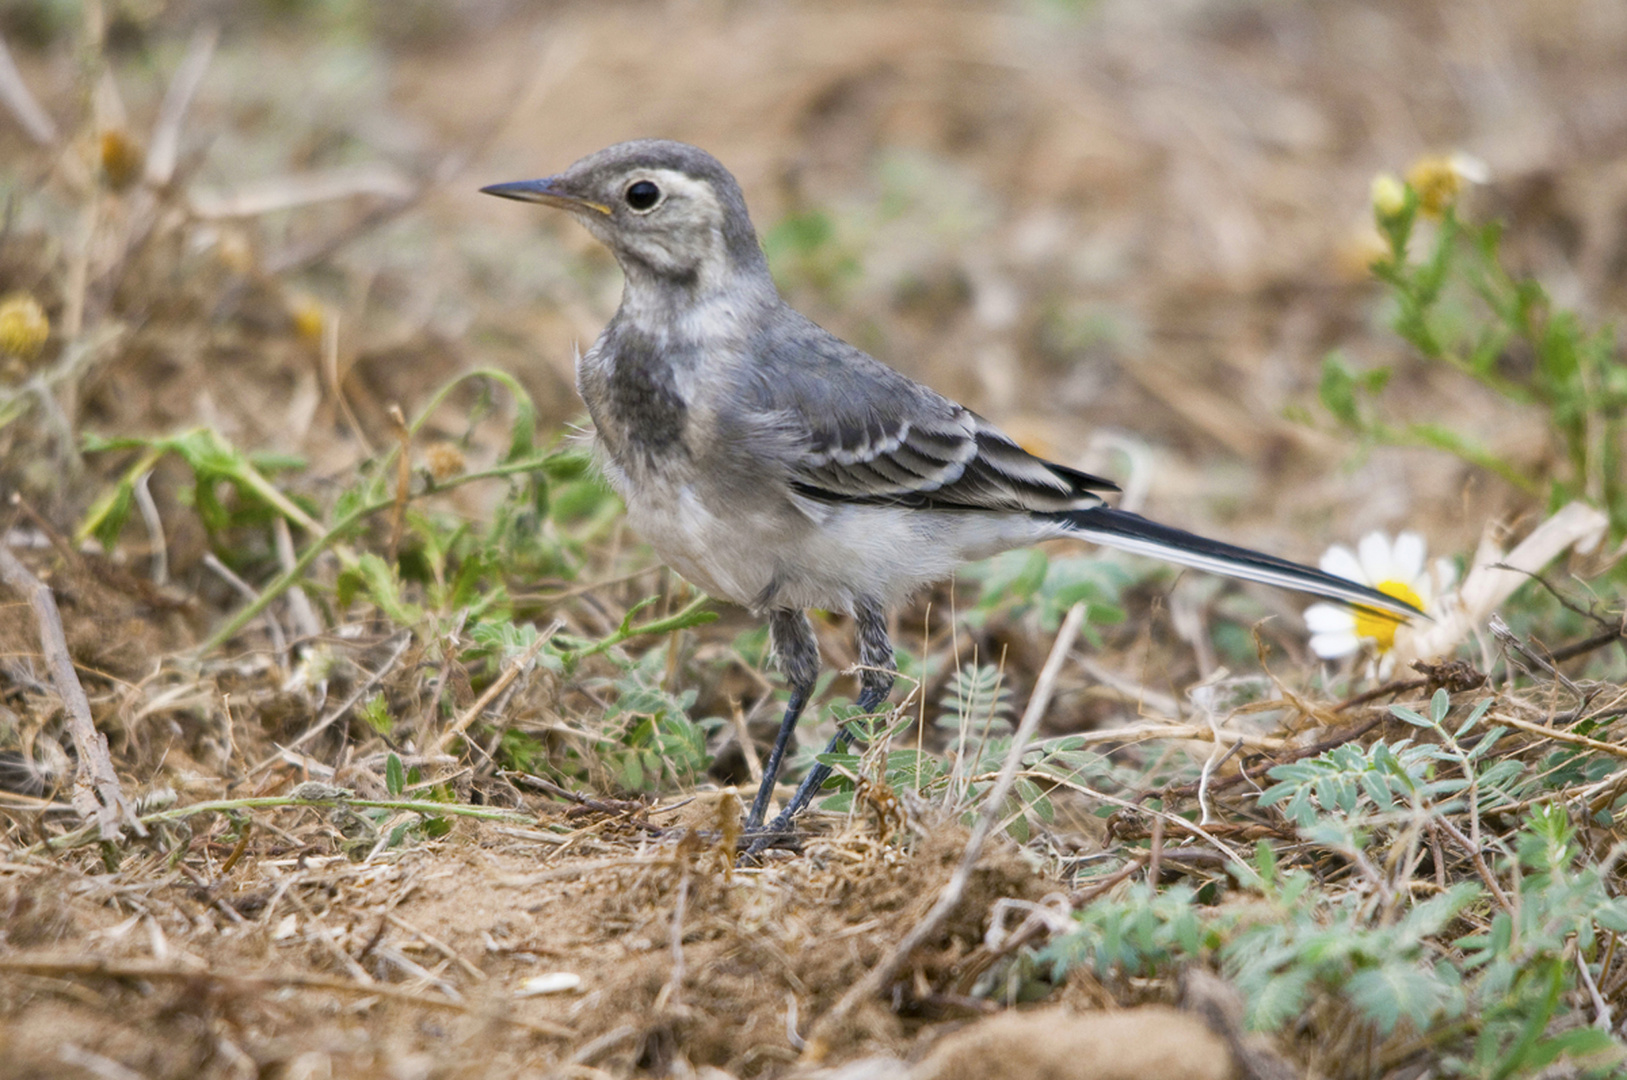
482 139 1422 849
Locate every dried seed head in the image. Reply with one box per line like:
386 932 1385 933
215 229 256 275
99 128 145 190
0 293 50 364
286 293 326 342
424 441 467 481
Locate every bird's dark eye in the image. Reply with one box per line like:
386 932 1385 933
625 180 661 211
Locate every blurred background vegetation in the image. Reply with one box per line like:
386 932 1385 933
2 2 1627 1077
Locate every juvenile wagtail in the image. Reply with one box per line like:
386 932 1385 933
483 140 1421 847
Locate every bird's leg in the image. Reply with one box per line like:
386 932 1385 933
746 608 820 831
752 599 895 846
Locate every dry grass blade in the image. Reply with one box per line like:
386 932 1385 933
143 23 216 187
431 621 563 756
247 631 415 773
188 164 417 219
0 33 56 145
1491 711 1627 761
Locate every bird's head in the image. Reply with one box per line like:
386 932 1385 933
482 139 770 297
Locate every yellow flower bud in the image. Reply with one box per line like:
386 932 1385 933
286 293 326 342
1370 173 1407 221
99 128 145 191
0 293 50 361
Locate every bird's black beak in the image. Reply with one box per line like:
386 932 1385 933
479 177 612 216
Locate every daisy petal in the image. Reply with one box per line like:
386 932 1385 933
1304 603 1353 633
1358 532 1394 583
1320 545 1365 583
1311 631 1362 659
1392 532 1425 583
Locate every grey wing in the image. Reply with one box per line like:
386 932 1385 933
744 310 1117 513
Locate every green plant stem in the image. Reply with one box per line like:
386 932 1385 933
196 452 561 655
194 497 371 655
234 458 322 532
565 594 715 663
1390 423 1544 495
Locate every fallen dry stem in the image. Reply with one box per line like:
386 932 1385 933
1041 772 1252 873
1432 817 1514 912
1492 711 1627 761
0 956 572 1039
0 545 142 842
30 792 531 854
1061 720 1286 751
803 601 1087 1060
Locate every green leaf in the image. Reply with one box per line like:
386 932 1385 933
1347 963 1450 1035
347 553 423 627
1320 354 1364 427
385 753 406 797
81 480 135 552
359 693 392 735
1389 704 1432 728
1246 966 1313 1030
1527 1026 1615 1067
818 790 855 814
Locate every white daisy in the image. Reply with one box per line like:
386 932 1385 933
1304 531 1454 662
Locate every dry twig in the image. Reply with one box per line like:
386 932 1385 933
0 546 142 841
432 622 562 756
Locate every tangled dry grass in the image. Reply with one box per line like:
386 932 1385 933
3 2 1627 1078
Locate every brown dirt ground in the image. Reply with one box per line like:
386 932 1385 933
4 0 1627 1077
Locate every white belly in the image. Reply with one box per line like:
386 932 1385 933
624 482 782 608
619 467 1059 615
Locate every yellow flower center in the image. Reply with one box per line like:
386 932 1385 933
1406 155 1463 217
1355 579 1424 652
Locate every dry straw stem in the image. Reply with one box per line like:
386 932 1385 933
143 24 216 187
1493 711 1627 761
0 33 57 144
0 956 573 1039
1064 720 1286 752
30 790 532 855
0 546 142 842
802 602 1088 1061
431 620 563 756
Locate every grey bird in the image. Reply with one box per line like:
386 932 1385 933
482 139 1421 848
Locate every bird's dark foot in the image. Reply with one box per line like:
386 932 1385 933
737 819 804 860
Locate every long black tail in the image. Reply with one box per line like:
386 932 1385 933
1056 506 1423 620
